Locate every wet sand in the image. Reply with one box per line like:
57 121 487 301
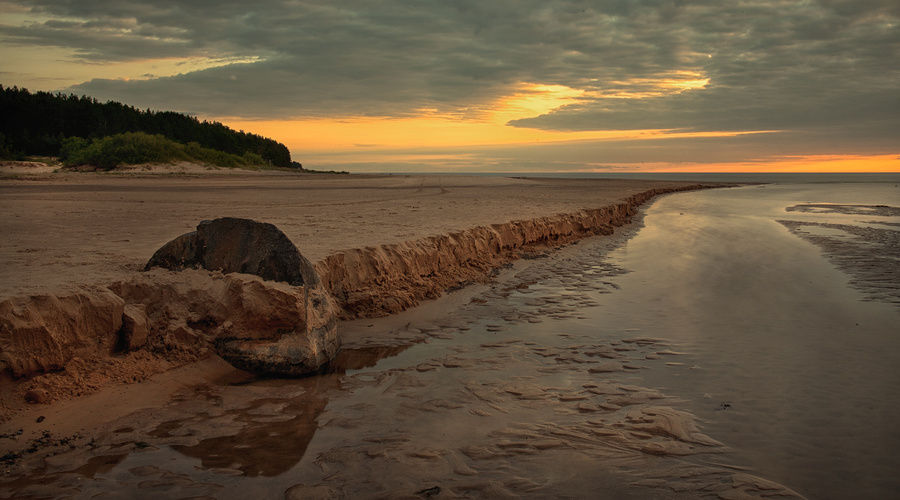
0 224 804 499
592 184 900 499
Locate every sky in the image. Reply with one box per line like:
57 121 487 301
1 0 898 173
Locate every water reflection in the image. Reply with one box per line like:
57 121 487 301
171 378 331 477
328 343 415 373
151 343 416 477
597 184 900 499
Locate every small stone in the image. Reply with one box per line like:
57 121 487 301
24 389 49 404
118 303 149 351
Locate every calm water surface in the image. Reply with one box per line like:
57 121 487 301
591 183 900 499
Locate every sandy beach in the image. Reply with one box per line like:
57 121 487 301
4 163 809 499
0 164 708 300
0 164 717 438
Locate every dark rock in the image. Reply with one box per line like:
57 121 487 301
117 304 149 351
145 217 318 286
136 218 340 376
142 232 201 271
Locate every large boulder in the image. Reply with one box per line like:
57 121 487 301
145 217 319 286
140 218 338 376
113 270 339 377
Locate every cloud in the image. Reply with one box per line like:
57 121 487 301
509 0 900 141
1 0 897 157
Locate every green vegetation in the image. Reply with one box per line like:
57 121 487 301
289 161 349 175
0 85 292 168
59 132 267 170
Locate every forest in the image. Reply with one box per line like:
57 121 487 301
0 85 292 168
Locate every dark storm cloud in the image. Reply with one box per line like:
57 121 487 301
3 0 898 147
509 0 900 140
4 0 545 117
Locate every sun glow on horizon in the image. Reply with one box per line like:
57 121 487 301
585 154 900 174
218 81 897 174
221 82 605 152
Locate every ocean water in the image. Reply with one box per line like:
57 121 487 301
4 178 899 499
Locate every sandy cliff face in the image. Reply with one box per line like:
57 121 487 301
317 186 704 318
0 289 124 377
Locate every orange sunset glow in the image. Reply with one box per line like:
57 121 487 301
223 83 725 148
217 81 892 173
585 154 900 174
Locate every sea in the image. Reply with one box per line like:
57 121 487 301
4 173 899 499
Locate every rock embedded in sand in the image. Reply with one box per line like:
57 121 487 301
137 218 339 376
118 304 149 351
145 217 320 287
23 388 50 404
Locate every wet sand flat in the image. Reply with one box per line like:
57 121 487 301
0 222 806 499
591 183 900 499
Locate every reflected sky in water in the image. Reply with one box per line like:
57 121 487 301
591 183 900 499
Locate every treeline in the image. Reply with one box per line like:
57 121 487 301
0 85 292 167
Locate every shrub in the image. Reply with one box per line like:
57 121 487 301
61 132 268 170
59 136 89 163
